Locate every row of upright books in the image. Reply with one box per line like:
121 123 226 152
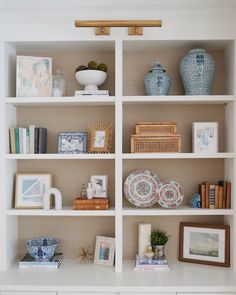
199 180 231 209
134 255 169 271
9 126 47 154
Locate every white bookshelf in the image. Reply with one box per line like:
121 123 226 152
0 25 236 293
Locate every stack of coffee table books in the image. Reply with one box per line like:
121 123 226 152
74 90 109 96
19 253 63 269
134 255 169 271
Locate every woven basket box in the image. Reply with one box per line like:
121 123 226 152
135 122 177 136
73 198 109 210
131 135 181 153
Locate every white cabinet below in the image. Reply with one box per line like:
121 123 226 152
58 293 117 295
1 292 56 295
178 293 236 295
120 293 176 295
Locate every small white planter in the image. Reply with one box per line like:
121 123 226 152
75 70 107 91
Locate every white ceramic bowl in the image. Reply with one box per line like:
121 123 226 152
75 70 107 91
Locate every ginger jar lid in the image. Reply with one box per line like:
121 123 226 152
149 62 166 73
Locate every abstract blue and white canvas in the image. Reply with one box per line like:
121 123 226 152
58 132 87 154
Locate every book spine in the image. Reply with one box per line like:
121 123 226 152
214 185 219 209
200 184 206 208
209 184 215 209
29 125 35 154
15 128 20 154
22 128 27 154
9 128 16 154
204 182 210 209
26 129 30 154
75 90 109 95
34 127 39 154
226 182 231 209
218 185 223 209
38 128 47 154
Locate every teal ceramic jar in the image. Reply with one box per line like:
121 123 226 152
180 48 215 95
144 62 171 95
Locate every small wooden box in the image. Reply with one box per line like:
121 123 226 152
73 198 109 210
131 135 181 153
135 122 177 136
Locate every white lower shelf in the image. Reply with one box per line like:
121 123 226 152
5 154 115 160
122 206 235 216
1 259 235 292
123 153 234 159
6 207 115 216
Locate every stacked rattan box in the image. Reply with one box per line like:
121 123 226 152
131 122 181 153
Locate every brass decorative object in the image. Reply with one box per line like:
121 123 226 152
77 246 94 263
88 122 113 153
74 20 162 36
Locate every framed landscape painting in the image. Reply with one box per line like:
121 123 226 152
179 222 230 267
15 173 52 208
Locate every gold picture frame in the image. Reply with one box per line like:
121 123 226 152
87 122 113 153
15 173 52 209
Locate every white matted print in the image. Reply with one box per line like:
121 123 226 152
90 175 108 198
179 222 230 267
15 173 52 208
16 55 52 97
192 122 218 153
94 236 115 267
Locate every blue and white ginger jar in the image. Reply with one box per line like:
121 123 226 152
180 48 215 95
144 62 171 95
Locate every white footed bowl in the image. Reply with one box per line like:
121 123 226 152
75 70 107 91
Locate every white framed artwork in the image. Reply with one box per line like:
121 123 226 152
192 122 218 153
90 175 108 198
94 236 115 267
16 55 52 97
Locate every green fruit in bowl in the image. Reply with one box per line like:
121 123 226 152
75 65 87 73
87 60 98 70
97 63 108 72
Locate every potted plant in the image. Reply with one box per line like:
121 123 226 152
151 229 169 259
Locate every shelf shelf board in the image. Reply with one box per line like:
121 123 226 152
6 206 115 216
5 154 115 160
122 152 234 159
122 206 235 216
5 96 116 106
122 95 234 105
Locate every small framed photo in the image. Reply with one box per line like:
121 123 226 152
88 122 113 153
58 132 87 154
179 222 230 267
15 173 52 209
90 175 108 198
16 55 52 97
94 236 115 267
192 122 218 153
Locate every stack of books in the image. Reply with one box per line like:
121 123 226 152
9 126 47 154
199 180 231 209
73 198 109 210
19 253 63 269
134 255 169 271
74 90 109 96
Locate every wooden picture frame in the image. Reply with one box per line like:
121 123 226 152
15 173 52 209
87 122 113 153
94 236 115 267
179 222 230 267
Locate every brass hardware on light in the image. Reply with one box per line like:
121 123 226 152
74 20 162 36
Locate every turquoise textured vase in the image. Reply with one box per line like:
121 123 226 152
180 48 215 95
144 62 171 95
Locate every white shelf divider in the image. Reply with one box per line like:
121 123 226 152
122 152 234 159
5 154 115 160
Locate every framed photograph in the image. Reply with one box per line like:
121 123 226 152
90 175 108 198
88 122 113 153
15 173 52 209
192 122 218 153
58 132 87 154
179 222 230 267
94 236 115 267
16 55 52 97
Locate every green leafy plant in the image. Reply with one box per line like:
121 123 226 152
151 229 169 246
75 60 108 73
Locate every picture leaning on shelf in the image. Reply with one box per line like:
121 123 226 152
10 125 47 154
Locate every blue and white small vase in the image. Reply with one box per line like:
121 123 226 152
180 49 215 95
189 193 201 208
144 62 171 95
